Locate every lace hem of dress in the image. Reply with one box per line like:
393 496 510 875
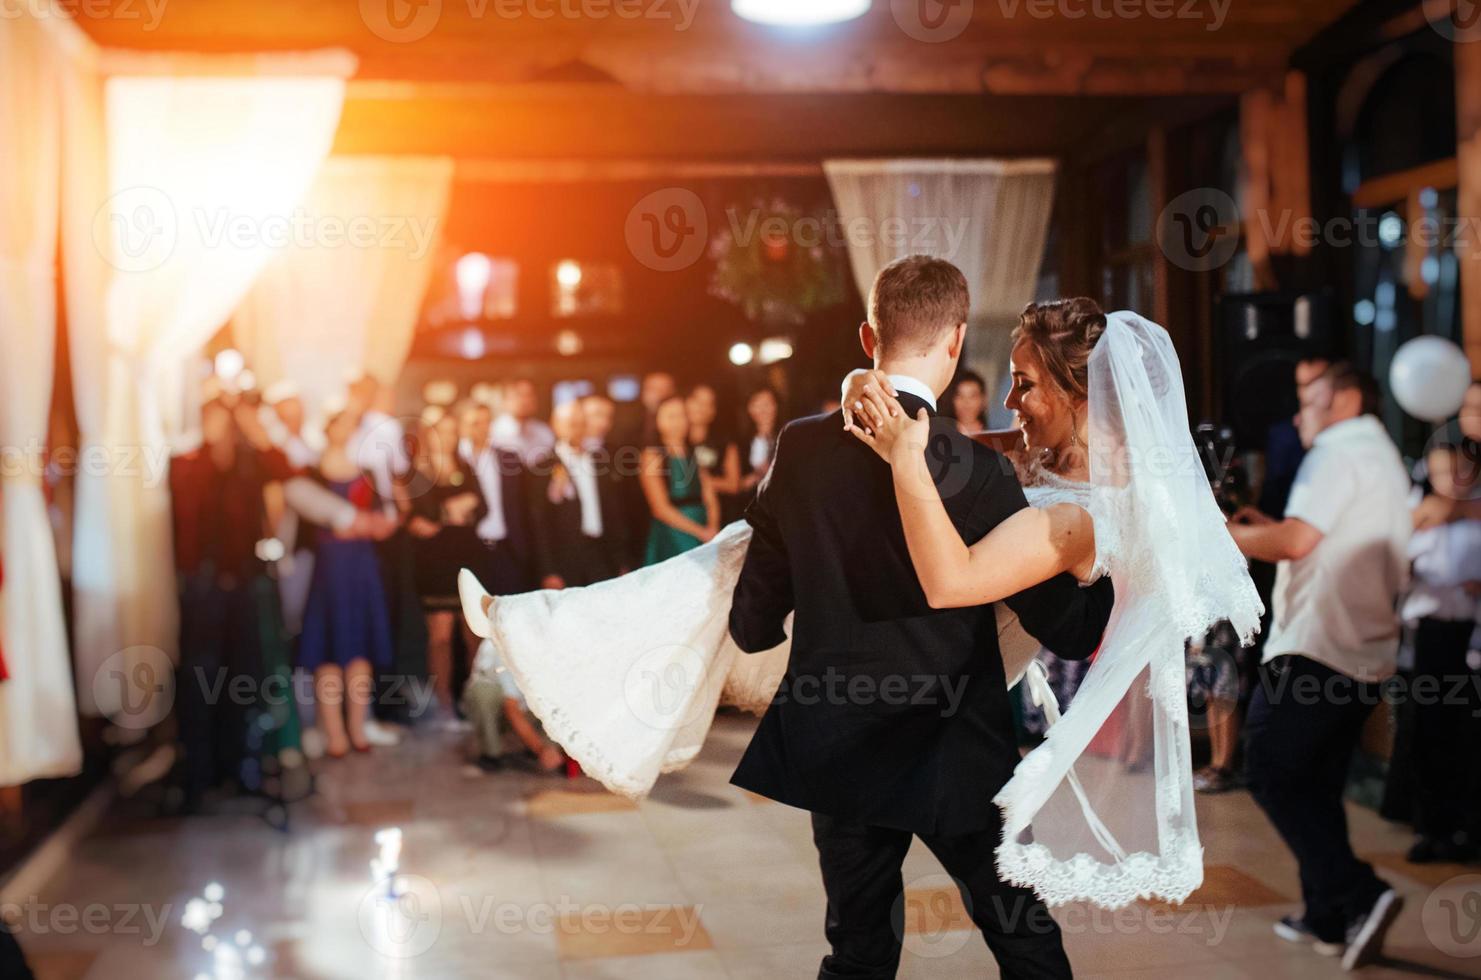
994 830 1205 908
482 609 664 800
512 683 653 799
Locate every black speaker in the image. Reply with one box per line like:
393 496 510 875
1216 291 1335 449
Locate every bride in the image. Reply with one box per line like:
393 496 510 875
460 299 1262 908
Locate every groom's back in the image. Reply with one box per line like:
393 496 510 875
728 398 1024 835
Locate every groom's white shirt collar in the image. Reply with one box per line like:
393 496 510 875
886 374 938 411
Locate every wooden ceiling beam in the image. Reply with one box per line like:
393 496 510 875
330 90 1217 158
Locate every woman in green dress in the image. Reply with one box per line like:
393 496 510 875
640 394 720 564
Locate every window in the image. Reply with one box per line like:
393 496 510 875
551 260 623 317
552 379 595 406
422 251 518 326
1094 152 1156 312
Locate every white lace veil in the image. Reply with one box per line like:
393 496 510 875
994 311 1264 907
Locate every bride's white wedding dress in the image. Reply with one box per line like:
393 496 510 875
464 480 1081 796
462 312 1262 910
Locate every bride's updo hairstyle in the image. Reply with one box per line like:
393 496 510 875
1010 298 1107 403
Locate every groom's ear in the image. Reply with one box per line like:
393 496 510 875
946 322 967 359
859 321 877 360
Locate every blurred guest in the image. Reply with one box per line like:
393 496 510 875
461 639 565 774
460 399 537 596
299 403 396 757
1211 356 1332 794
1397 439 1481 862
640 370 677 418
614 373 680 565
739 386 781 497
640 394 719 563
1187 620 1243 793
581 394 617 453
346 370 407 515
261 382 321 637
1258 357 1329 518
686 382 742 522
171 397 298 807
1415 380 1481 529
1461 379 1481 442
1230 363 1409 967
263 381 321 469
346 369 423 737
405 407 486 712
493 378 555 466
946 369 988 436
531 402 629 589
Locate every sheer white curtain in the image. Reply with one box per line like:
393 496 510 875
231 155 455 413
61 49 355 713
823 159 1057 399
0 11 85 785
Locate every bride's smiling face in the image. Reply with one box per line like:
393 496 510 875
1005 338 1081 455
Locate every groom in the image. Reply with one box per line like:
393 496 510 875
728 255 1114 979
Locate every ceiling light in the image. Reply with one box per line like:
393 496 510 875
732 0 869 25
759 337 794 364
729 342 755 366
555 330 583 356
555 260 583 289
456 253 493 320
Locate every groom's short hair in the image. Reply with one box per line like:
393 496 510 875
868 255 970 357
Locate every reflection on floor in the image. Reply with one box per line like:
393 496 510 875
14 712 1481 979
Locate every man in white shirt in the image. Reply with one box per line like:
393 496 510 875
459 400 535 596
529 401 629 590
346 372 409 520
580 394 616 454
491 378 555 467
1230 362 1410 970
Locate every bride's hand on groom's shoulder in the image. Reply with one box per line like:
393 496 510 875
840 369 896 431
847 384 929 466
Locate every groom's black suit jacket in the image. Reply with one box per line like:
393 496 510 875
728 392 1114 836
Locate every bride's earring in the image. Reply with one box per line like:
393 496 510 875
1068 408 1087 451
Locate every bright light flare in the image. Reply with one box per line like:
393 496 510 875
732 0 869 25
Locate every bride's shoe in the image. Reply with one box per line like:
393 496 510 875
458 568 495 639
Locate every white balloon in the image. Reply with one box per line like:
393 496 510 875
1389 336 1472 422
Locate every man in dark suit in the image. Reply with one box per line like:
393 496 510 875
458 400 536 596
729 255 1114 980
530 401 630 588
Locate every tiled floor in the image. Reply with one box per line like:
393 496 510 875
11 712 1481 979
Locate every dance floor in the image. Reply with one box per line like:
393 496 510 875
13 713 1481 979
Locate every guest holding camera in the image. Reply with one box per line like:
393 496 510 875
1229 363 1410 969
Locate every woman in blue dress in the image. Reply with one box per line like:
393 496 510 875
298 404 396 757
640 394 719 565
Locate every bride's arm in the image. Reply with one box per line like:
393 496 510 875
851 394 1095 608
